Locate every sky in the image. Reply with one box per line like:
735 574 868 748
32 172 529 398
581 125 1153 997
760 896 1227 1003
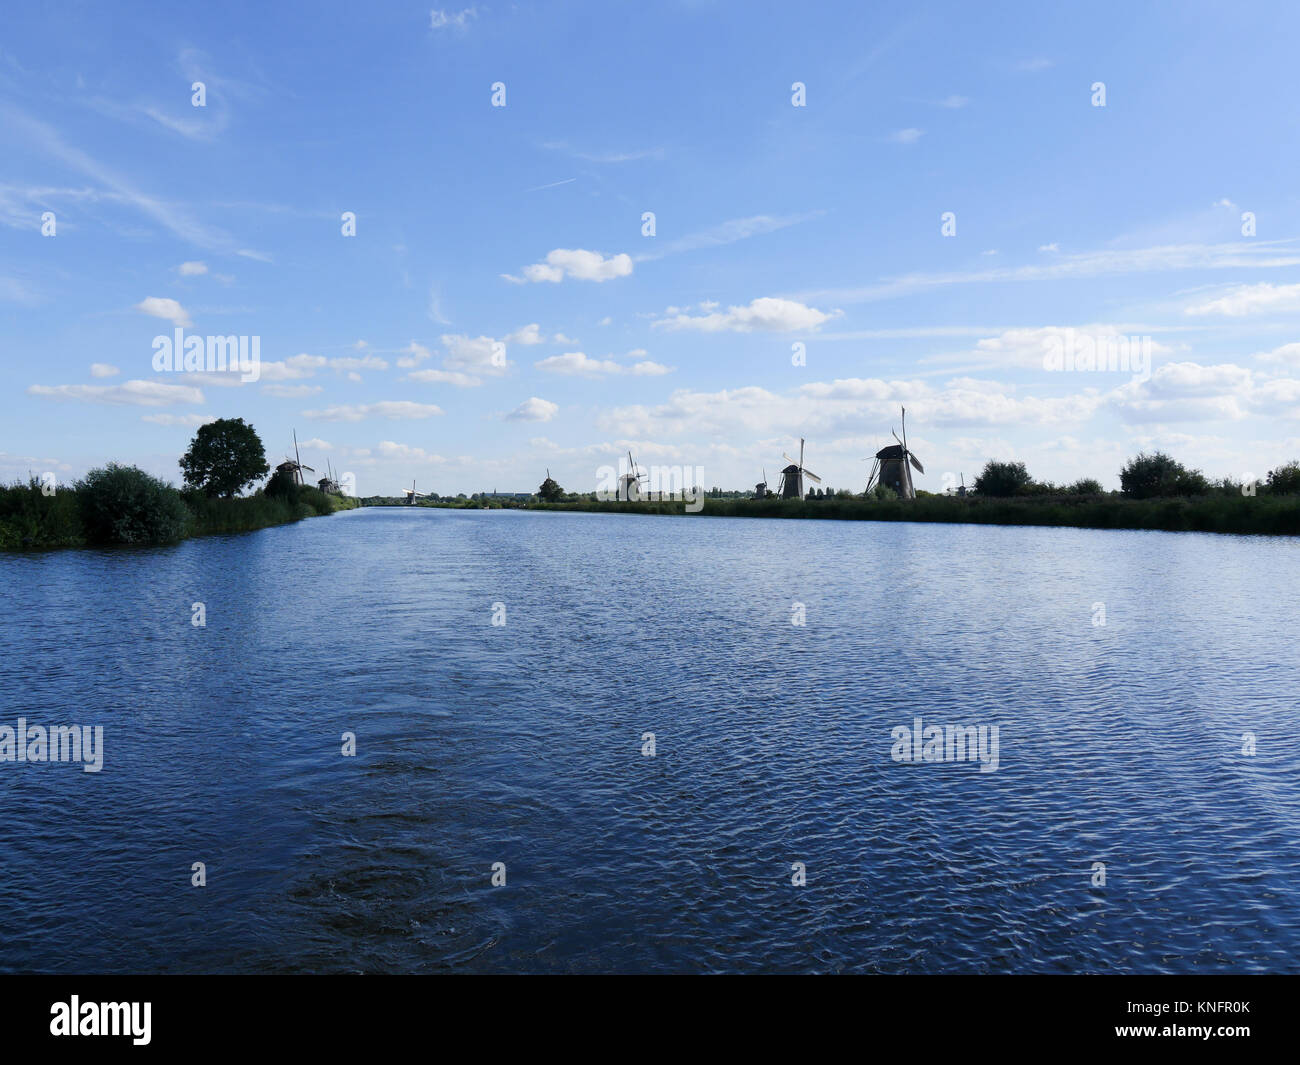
4 0 1300 496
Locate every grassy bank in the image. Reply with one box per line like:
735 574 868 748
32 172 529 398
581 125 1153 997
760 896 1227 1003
0 476 358 551
528 492 1300 536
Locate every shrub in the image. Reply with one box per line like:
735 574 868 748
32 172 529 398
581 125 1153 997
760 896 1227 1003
1068 478 1104 495
76 464 189 544
974 460 1033 497
1119 452 1208 498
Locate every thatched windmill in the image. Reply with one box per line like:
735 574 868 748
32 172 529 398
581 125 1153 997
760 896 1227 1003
401 479 427 505
865 406 925 499
618 450 648 501
778 438 822 499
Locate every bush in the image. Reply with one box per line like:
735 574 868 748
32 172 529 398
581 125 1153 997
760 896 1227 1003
0 478 86 549
1119 452 1208 499
1067 478 1104 495
974 460 1033 497
1267 461 1300 495
76 464 189 544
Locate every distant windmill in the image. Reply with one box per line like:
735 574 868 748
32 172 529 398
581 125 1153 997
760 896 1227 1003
401 479 427 505
276 428 315 485
755 466 770 499
778 438 822 499
865 406 925 499
618 450 649 501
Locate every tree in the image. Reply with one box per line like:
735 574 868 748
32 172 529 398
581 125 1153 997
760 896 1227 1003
537 475 564 502
179 418 270 497
1067 478 1104 495
1119 452 1208 499
974 460 1033 497
1267 461 1300 495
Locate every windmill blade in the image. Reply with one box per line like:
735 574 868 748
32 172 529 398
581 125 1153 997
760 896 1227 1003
909 454 925 474
803 468 823 484
782 452 798 465
300 464 315 473
892 430 903 446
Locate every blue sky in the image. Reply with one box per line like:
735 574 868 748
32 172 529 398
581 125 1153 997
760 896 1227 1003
4 0 1300 495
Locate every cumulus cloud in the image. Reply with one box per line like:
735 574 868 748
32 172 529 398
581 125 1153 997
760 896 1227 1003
653 297 836 333
303 401 444 421
28 379 203 406
535 352 671 377
504 248 633 284
506 397 559 421
506 323 544 345
141 412 217 426
442 333 510 375
1184 282 1300 317
135 296 192 327
90 363 119 378
407 367 483 387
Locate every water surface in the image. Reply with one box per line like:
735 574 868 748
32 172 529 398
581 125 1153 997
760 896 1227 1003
1 508 1297 973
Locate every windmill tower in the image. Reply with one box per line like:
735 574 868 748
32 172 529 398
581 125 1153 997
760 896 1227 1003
401 479 427 505
277 428 315 486
778 438 822 499
755 467 770 499
618 450 648 501
865 406 925 499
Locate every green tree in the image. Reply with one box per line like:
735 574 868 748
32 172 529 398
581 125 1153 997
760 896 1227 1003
1267 461 1300 494
974 460 1033 497
179 418 270 497
1068 478 1104 495
1119 452 1208 499
537 475 564 502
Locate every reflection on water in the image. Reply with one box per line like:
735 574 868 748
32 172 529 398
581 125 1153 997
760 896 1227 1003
1 507 1298 972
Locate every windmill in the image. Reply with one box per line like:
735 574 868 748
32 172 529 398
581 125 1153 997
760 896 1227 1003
755 466 770 499
317 458 342 494
778 438 822 499
618 450 649 501
277 428 315 486
865 406 925 499
401 479 427 505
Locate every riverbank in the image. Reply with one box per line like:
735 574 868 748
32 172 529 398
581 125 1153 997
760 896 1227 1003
527 493 1300 536
0 478 358 550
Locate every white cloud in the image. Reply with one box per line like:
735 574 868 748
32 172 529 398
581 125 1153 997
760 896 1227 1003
506 323 545 345
262 384 323 397
141 412 217 426
442 333 510 375
505 248 633 284
535 352 623 376
135 296 192 327
506 397 559 421
407 367 482 387
396 342 433 368
90 362 119 378
889 128 924 144
303 401 444 421
654 296 836 333
1184 281 1300 317
1038 243 1059 252
28 379 203 406
430 6 476 30
177 261 208 276
938 95 969 109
